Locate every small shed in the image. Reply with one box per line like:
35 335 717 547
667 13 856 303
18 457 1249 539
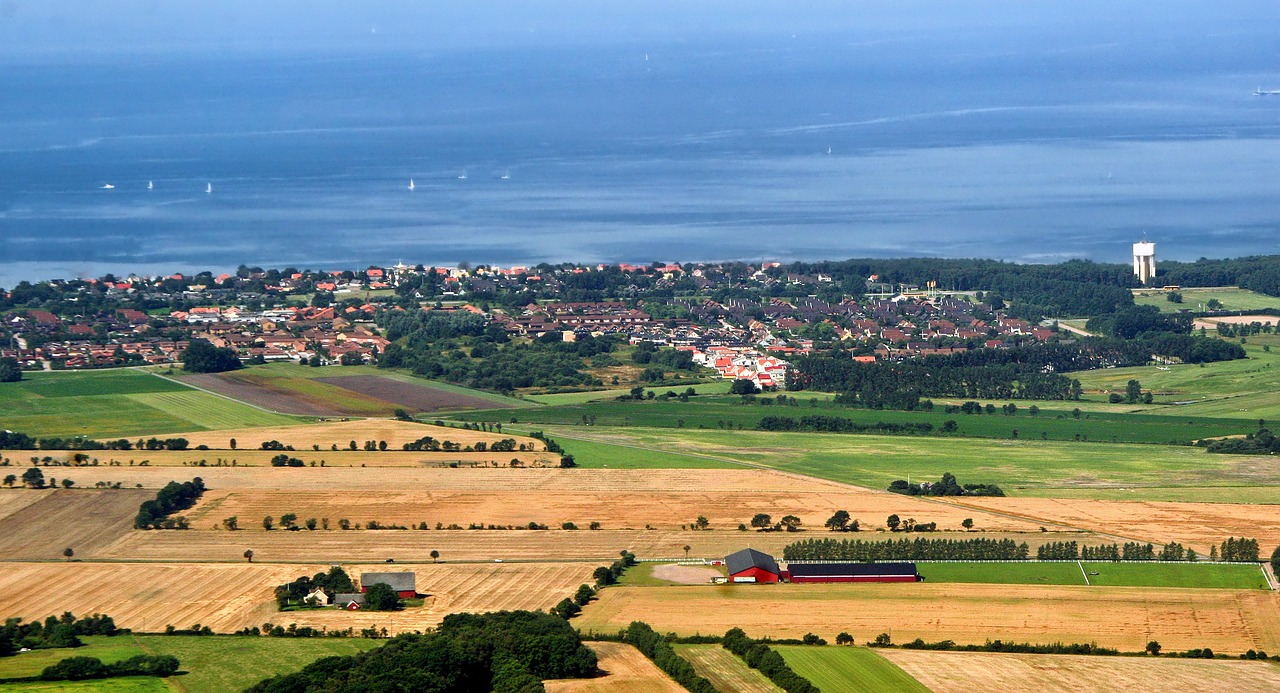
785 562 919 584
725 548 780 584
360 571 417 598
335 592 365 610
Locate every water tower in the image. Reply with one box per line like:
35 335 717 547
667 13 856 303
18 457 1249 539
1133 241 1156 284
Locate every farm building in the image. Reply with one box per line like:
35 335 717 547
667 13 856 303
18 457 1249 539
335 592 365 610
784 562 920 583
725 548 781 583
359 572 417 598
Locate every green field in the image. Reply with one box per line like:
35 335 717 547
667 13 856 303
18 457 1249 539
0 679 169 692
525 381 733 405
463 394 1257 446
1133 287 1280 313
0 370 299 438
552 435 738 470
0 634 382 692
541 426 1280 500
913 561 1268 589
672 644 782 693
773 646 930 693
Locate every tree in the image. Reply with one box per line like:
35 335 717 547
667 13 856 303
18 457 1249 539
2 474 14 487
363 582 403 611
1145 640 1162 656
262 516 274 531
962 518 974 531
181 339 242 373
1272 545 1280 576
695 516 709 530
824 510 851 531
62 547 74 561
550 598 581 619
243 549 254 563
779 515 802 532
21 467 44 488
750 513 772 530
430 550 440 563
835 632 854 645
683 545 691 559
1125 379 1143 404
305 518 317 530
0 357 22 382
222 516 238 531
886 514 901 531
280 513 298 530
61 479 73 489
729 379 759 395
573 584 595 606
229 438 237 450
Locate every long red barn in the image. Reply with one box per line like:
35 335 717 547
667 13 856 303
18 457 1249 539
784 562 919 583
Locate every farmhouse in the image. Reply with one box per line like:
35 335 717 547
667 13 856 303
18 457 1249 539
302 588 331 606
335 592 365 610
725 548 780 583
784 562 920 584
359 572 417 598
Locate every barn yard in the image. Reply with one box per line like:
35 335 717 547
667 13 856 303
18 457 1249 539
878 648 1280 693
574 583 1280 652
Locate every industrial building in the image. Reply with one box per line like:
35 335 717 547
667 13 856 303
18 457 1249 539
784 562 920 583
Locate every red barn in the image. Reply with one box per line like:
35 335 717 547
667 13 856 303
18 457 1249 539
359 572 417 598
725 548 780 583
785 562 919 584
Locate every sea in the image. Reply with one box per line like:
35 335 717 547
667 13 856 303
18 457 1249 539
1 17 1279 286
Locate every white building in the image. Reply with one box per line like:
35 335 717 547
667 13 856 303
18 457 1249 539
1133 241 1156 284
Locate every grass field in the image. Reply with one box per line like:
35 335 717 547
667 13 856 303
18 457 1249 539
0 369 298 438
672 644 782 693
551 435 738 469
1133 287 1280 313
575 583 1280 652
774 646 930 693
541 426 1280 500
0 634 381 693
525 381 733 405
915 561 1269 589
880 648 1280 693
459 395 1257 445
0 679 169 691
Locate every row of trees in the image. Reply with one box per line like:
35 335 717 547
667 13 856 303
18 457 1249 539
783 537 1032 561
0 613 120 657
247 611 599 692
888 472 1005 497
722 627 819 693
757 415 934 435
592 551 638 588
0 431 188 451
39 654 179 682
1206 428 1279 455
623 621 718 693
133 478 205 530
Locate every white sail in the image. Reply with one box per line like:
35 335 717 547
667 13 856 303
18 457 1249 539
147 180 153 190
206 183 212 194
408 179 415 191
100 184 114 189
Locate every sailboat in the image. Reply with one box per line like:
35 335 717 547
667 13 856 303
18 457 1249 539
500 170 510 180
206 183 213 194
100 184 115 189
826 146 832 155
457 170 468 180
408 179 415 191
147 180 153 190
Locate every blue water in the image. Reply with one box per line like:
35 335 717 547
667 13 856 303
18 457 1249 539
2 21 1279 285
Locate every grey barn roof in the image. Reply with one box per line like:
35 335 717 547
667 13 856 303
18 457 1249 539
360 572 416 592
787 562 918 577
725 548 779 576
335 592 365 604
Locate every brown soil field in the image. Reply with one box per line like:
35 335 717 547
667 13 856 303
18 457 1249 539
0 488 52 522
0 489 151 559
878 649 1280 693
163 419 545 451
1193 315 1278 328
315 375 516 412
574 584 1280 652
181 372 382 416
941 496 1280 553
0 561 595 635
652 564 723 584
545 642 684 693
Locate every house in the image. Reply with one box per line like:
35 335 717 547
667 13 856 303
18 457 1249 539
725 548 780 584
303 588 331 606
784 562 919 584
359 572 416 598
335 592 365 610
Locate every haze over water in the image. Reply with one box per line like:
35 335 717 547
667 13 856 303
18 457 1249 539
1 1 1278 285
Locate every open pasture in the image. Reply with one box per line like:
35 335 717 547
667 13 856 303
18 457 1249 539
545 642 684 693
472 396 1255 445
1132 286 1280 313
0 561 594 636
0 489 151 559
916 561 1268 589
162 418 545 452
878 648 1280 693
944 496 1280 553
672 644 782 693
774 646 929 693
574 583 1280 652
547 426 1280 501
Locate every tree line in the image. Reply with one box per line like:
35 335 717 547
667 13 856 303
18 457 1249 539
36 654 178 683
246 610 599 693
133 478 204 530
0 613 120 657
1205 428 1279 455
888 472 1004 497
757 415 933 435
623 621 719 693
783 537 1032 561
722 627 819 693
0 431 186 451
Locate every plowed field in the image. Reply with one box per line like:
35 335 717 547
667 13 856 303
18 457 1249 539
316 375 516 412
878 649 1280 693
574 583 1280 652
0 489 151 559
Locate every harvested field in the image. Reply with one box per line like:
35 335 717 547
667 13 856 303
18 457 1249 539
0 488 51 522
33 448 559 470
673 644 781 693
0 489 151 559
0 561 595 636
651 564 723 584
574 583 1280 652
162 419 544 451
942 496 1280 553
878 649 1280 693
315 375 516 412
181 372 391 416
545 642 684 693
